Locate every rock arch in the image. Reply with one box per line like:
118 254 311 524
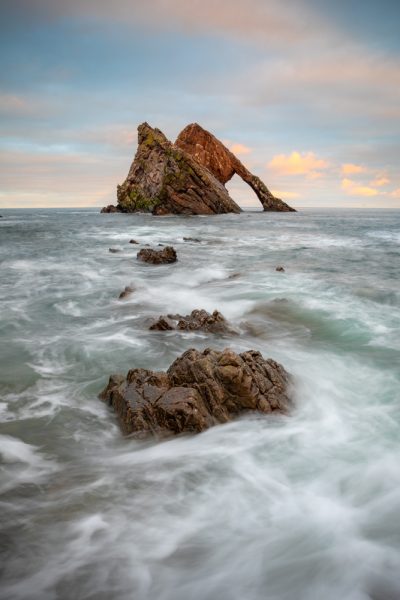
175 123 295 212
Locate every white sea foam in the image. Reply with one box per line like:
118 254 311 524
1 208 399 599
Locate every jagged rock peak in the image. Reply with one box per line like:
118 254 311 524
137 122 168 145
114 123 241 215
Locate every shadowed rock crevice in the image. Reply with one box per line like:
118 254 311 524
100 347 291 436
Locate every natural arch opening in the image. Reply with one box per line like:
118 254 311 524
225 173 263 211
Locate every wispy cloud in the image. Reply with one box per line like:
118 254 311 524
271 190 301 199
341 178 380 197
228 143 252 155
341 163 367 175
369 176 390 187
268 151 329 179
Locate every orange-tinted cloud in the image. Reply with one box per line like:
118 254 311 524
341 163 367 175
268 151 328 179
369 176 390 187
390 188 400 198
271 190 300 199
229 143 252 155
341 178 380 197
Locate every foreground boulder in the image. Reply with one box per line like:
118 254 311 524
176 123 295 212
150 309 233 333
113 123 241 215
100 347 291 436
137 246 177 264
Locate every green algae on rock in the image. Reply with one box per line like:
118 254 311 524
101 121 296 215
113 123 241 215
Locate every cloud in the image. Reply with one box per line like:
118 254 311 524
3 0 317 45
390 188 400 198
229 143 252 155
369 176 390 187
0 149 122 208
341 163 367 175
341 178 380 197
268 151 328 179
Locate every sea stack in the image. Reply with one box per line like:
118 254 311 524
101 122 296 215
112 123 241 215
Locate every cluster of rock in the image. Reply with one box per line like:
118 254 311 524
102 237 293 437
100 348 291 436
150 309 233 334
101 122 295 215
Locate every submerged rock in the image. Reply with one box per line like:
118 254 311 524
276 266 285 272
100 347 291 436
114 123 241 216
175 123 296 212
118 286 134 300
150 309 233 334
183 237 201 242
109 248 121 253
137 246 177 264
129 239 139 244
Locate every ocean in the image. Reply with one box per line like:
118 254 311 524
0 207 399 600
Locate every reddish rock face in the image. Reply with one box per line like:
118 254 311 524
100 347 291 436
175 123 296 212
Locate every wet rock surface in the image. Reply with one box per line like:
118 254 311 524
150 309 233 334
100 347 291 436
276 266 285 272
137 246 177 264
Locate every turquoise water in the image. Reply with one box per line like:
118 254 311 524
0 208 399 600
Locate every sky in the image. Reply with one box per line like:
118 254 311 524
0 0 399 209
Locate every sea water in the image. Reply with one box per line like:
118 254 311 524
0 208 399 600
